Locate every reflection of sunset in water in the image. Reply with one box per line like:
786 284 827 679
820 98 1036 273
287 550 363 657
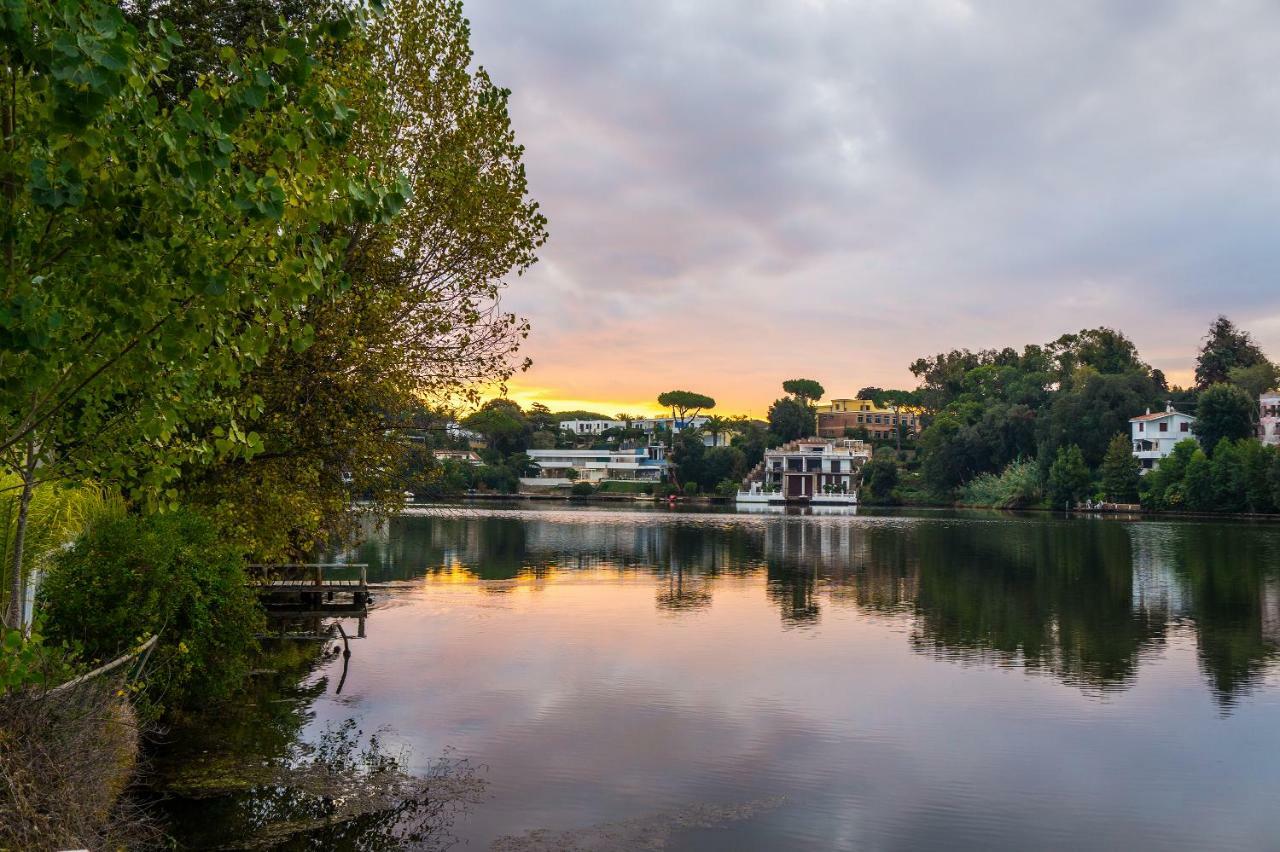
285 506 1280 848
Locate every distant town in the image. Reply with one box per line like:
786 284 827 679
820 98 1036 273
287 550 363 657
412 317 1280 515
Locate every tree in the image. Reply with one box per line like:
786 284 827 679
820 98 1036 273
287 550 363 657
702 415 733 446
863 458 898 502
729 418 771 469
782 379 825 406
670 429 707 489
462 400 531 457
768 398 814 443
1196 316 1267 389
1099 433 1140 503
856 387 885 403
656 391 716 426
1227 361 1280 399
178 0 546 559
0 1 402 624
1195 384 1255 452
701 446 746 490
1047 445 1091 508
1183 448 1214 511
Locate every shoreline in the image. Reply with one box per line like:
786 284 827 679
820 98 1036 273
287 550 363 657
425 493 1280 522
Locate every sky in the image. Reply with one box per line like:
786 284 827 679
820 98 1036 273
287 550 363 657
462 0 1280 418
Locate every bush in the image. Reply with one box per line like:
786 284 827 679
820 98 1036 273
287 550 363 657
862 458 899 502
39 510 263 716
683 481 699 496
715 479 740 498
960 459 1043 508
595 481 654 495
570 481 595 497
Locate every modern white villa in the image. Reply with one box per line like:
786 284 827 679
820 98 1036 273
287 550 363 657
558 415 729 446
522 446 669 485
1260 392 1280 447
737 439 872 505
1130 404 1196 473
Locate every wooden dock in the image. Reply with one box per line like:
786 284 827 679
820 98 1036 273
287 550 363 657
247 563 371 615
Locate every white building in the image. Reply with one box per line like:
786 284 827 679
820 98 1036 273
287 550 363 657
432 449 483 466
1259 392 1280 447
560 415 731 447
1130 404 1196 473
738 439 871 505
523 446 668 485
558 418 616 437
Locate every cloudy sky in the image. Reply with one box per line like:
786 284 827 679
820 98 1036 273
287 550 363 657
463 0 1280 416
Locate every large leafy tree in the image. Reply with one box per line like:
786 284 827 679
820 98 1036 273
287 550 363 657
177 0 548 557
0 1 398 624
1195 384 1255 453
767 397 813 443
1100 433 1140 503
1196 316 1267 390
657 390 716 425
782 379 825 406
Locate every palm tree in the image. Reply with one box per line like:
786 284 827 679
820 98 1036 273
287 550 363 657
703 415 732 446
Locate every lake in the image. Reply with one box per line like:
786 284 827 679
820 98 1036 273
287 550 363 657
160 504 1280 850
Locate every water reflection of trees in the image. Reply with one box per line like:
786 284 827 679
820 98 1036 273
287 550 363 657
907 521 1169 692
350 511 1280 705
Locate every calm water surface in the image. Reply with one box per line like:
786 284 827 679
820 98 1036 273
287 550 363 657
167 505 1280 850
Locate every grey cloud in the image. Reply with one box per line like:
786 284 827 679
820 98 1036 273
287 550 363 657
463 0 1280 391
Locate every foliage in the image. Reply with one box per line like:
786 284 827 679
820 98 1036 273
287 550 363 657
1196 315 1267 389
0 476 123 623
657 391 716 425
1046 445 1091 508
1227 360 1280 398
0 625 77 695
909 328 1165 496
529 430 557 450
595 481 652 494
959 459 1043 508
39 510 263 715
729 418 772 469
1195 384 1256 451
564 468 580 482
782 379 825 405
862 458 899 502
569 481 595 497
462 399 532 456
682 481 699 496
1099 433 1141 503
1140 439 1199 510
175 0 545 559
715 479 740 498
1142 438 1280 514
767 397 814 443
0 0 400 497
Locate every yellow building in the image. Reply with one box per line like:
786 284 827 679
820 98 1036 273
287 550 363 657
815 398 921 441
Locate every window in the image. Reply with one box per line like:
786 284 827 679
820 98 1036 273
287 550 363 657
1180 422 1189 432
1138 423 1144 432
1159 422 1168 432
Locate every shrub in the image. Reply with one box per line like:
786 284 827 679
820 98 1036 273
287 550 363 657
39 510 263 716
683 481 699 496
570 481 595 497
1047 444 1091 508
715 479 740 498
863 458 899 502
960 459 1043 508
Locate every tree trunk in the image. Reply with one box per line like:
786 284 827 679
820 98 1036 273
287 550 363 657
5 456 34 631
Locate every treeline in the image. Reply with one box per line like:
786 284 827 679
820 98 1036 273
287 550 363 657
1 0 542 845
904 317 1276 512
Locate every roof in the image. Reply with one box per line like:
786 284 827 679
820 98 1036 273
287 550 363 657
1130 410 1191 422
